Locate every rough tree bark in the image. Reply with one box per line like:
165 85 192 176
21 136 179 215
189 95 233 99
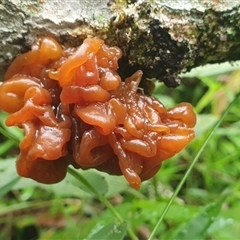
1 0 240 87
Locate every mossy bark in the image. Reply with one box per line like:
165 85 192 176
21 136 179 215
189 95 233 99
1 0 240 86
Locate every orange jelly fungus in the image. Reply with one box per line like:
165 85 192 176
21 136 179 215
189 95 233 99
0 36 196 189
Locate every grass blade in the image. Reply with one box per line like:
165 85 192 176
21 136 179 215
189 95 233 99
67 167 138 240
0 176 21 198
148 92 240 240
85 222 127 240
174 196 226 239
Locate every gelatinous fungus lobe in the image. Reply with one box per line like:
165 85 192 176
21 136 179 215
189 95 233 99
0 36 196 189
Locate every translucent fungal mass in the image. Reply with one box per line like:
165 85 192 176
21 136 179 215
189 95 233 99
0 37 197 189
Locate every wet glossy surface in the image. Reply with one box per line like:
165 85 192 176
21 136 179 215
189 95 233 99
0 37 196 189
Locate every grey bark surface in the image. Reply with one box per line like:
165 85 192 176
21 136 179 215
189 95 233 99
1 0 240 86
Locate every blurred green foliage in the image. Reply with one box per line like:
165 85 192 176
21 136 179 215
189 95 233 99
1 63 240 240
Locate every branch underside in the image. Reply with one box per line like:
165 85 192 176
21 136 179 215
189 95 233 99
1 0 240 86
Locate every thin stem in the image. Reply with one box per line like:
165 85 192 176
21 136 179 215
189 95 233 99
0 176 21 198
0 198 77 216
0 139 15 155
0 125 20 143
67 167 138 240
148 92 240 240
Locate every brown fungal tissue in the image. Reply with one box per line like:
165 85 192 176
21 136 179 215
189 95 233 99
0 37 196 189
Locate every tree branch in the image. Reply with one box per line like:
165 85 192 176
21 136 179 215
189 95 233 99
1 0 240 86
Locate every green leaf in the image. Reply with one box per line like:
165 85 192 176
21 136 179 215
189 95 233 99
85 222 127 240
152 93 175 108
70 169 108 195
0 176 21 198
181 62 240 78
68 168 138 240
0 139 15 155
173 197 226 240
195 114 219 137
207 216 234 235
133 199 199 224
101 173 128 197
0 112 23 143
